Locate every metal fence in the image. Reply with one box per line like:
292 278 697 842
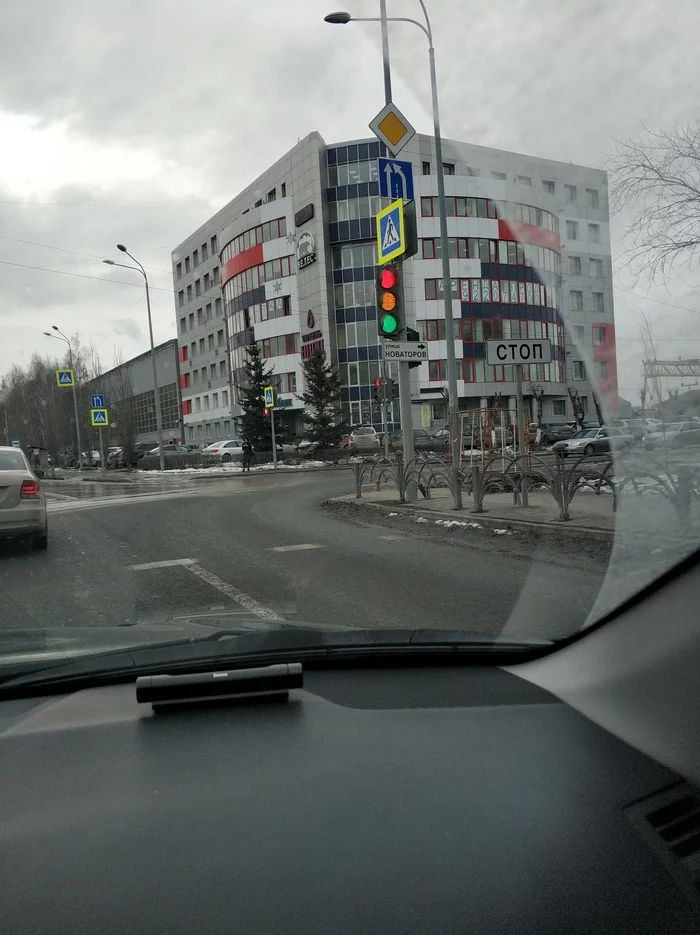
136 448 357 471
353 450 700 525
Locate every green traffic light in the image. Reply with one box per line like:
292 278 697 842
380 312 399 335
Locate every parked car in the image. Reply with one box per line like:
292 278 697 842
610 419 645 443
643 421 700 450
203 439 245 462
386 429 448 452
81 450 102 467
146 444 190 457
528 423 576 445
552 426 635 457
348 426 381 452
0 446 48 549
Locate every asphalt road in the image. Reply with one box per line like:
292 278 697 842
0 471 611 642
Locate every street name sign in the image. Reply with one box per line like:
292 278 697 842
383 341 429 362
56 369 75 387
91 394 105 408
369 102 416 156
378 157 414 201
486 339 552 366
375 198 406 265
90 408 109 427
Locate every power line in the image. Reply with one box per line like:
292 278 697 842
613 284 700 315
0 235 172 273
0 258 177 294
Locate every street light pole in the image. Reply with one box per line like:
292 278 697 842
324 4 462 507
104 248 166 472
45 327 83 469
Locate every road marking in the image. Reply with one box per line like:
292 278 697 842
129 558 196 571
268 543 322 552
379 535 404 541
185 562 283 621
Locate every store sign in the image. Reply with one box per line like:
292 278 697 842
294 203 315 228
296 231 316 270
301 329 325 360
307 310 315 329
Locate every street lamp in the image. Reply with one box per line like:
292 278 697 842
325 3 462 508
44 326 83 469
103 246 166 472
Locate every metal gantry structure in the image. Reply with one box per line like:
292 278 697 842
642 358 700 408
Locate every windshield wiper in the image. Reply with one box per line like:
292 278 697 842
0 629 552 699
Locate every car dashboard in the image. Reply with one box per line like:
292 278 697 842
3 664 700 934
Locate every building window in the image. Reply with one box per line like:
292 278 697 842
281 182 286 197
179 317 186 333
543 180 555 194
185 256 191 273
492 171 507 181
594 360 608 380
188 312 194 330
422 161 431 175
199 338 205 354
178 291 185 307
212 267 219 283
517 175 532 186
420 196 434 217
195 279 201 296
443 163 455 175
219 360 227 378
552 399 567 416
203 395 209 410
208 334 214 351
194 397 201 412
210 235 218 254
467 167 479 177
183 400 192 416
193 249 199 267
573 325 585 343
592 292 604 313
564 184 577 204
462 359 475 382
215 298 222 316
190 342 196 359
566 220 578 240
205 303 212 320
217 329 224 347
212 393 218 409
187 284 193 301
210 363 216 380
202 243 208 261
586 188 599 209
568 256 581 276
573 360 586 380
176 262 182 278
428 360 446 381
267 188 276 202
588 223 601 243
569 290 583 311
203 273 210 291
590 258 603 278
593 326 606 346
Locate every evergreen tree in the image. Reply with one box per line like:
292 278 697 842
299 350 346 448
238 343 275 449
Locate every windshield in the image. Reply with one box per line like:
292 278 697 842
0 2 699 678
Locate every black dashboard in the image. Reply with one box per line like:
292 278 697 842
3 666 699 934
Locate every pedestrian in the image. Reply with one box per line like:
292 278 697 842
242 440 253 472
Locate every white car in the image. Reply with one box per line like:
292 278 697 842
203 439 245 462
348 426 381 452
643 422 700 450
0 446 48 549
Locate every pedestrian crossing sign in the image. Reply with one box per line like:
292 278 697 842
375 198 406 265
263 386 275 408
90 408 109 427
56 369 75 387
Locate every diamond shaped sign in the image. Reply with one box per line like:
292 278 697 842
369 102 416 157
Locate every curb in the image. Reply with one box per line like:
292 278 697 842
327 496 614 543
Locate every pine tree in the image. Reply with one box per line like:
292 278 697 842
238 343 275 449
299 350 346 448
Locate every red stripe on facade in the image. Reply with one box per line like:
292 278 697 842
222 243 264 286
498 220 560 253
592 322 619 413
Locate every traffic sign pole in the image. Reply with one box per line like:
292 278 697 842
98 427 106 476
515 364 529 508
270 407 277 468
381 358 390 457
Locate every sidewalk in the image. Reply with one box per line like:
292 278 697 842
343 487 615 539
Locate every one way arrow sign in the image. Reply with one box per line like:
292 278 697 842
378 157 414 201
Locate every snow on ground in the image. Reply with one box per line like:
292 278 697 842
136 461 332 477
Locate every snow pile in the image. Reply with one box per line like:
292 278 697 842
137 461 332 477
388 512 398 517
434 519 483 530
414 516 428 524
493 528 513 536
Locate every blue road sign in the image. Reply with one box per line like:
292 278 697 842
376 198 406 265
378 158 414 201
91 394 105 408
11 438 20 448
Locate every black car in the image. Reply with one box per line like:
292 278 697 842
386 429 448 452
528 423 576 445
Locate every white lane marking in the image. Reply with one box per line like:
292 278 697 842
129 558 196 571
268 544 322 553
47 488 251 514
185 562 283 621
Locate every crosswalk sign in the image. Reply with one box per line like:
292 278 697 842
90 408 109 427
376 198 406 265
263 386 275 408
56 369 75 387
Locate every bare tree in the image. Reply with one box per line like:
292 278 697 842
567 386 586 428
609 123 700 283
592 391 605 426
639 311 664 409
108 353 137 468
639 383 648 422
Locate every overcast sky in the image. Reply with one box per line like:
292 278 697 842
1 0 699 403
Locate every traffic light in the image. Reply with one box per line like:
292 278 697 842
386 379 398 403
373 378 382 402
377 265 401 337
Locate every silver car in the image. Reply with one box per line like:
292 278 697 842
644 421 700 450
0 447 48 549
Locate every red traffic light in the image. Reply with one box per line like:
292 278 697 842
374 378 381 388
379 267 398 289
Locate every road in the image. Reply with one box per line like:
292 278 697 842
0 471 610 642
